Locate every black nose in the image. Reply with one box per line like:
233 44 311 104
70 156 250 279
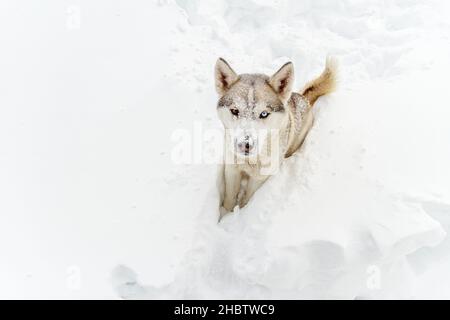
237 136 255 154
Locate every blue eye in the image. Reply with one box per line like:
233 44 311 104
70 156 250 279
259 111 270 119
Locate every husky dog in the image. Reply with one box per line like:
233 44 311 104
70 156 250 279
216 57 336 214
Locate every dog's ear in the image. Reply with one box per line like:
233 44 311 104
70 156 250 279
269 62 294 103
215 58 238 95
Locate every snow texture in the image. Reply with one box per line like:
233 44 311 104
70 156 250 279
1 0 450 299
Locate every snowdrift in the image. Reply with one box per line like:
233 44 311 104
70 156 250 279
2 0 450 299
112 0 450 299
113 72 449 299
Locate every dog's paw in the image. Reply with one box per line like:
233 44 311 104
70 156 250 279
111 265 146 299
219 206 229 219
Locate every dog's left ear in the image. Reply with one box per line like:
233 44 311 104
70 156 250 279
269 62 294 103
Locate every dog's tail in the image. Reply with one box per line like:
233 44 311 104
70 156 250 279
301 57 337 106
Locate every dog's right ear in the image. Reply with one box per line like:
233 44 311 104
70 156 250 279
215 58 238 95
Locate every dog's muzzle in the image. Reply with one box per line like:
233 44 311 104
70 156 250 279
235 135 256 156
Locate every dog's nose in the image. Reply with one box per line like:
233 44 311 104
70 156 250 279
237 135 255 154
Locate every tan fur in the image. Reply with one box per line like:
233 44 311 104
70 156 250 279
301 57 337 106
215 57 336 217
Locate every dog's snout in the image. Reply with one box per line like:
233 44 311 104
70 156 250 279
236 135 256 155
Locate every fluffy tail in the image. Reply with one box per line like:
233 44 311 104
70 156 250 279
301 57 337 106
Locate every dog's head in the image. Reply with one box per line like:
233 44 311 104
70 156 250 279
215 58 294 161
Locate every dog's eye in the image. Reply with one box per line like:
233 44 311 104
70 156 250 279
259 111 270 119
230 108 239 116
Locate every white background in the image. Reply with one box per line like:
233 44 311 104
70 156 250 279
1 0 450 299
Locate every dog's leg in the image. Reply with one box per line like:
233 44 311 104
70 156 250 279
239 175 269 208
222 165 242 212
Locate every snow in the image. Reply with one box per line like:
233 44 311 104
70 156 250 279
1 0 450 299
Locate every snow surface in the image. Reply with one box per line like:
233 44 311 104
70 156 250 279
1 0 450 299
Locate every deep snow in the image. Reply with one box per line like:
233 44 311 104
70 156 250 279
1 0 450 299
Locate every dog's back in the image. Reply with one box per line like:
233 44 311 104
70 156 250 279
285 58 337 157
